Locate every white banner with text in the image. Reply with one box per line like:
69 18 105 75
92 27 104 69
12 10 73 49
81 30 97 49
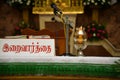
0 39 55 58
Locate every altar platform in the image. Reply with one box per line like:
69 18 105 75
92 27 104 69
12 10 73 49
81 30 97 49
0 56 120 79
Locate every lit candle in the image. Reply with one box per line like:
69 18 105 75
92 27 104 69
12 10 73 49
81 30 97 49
77 26 83 44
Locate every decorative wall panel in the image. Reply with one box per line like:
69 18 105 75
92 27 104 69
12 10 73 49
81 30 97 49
32 0 84 14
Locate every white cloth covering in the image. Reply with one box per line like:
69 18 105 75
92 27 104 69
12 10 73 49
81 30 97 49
0 56 119 64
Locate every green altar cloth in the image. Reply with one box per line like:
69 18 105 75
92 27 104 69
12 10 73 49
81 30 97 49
0 62 120 77
0 57 120 77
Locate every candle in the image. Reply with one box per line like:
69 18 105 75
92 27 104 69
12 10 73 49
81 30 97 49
77 26 84 44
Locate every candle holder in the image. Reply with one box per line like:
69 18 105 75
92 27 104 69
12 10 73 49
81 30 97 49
74 26 87 56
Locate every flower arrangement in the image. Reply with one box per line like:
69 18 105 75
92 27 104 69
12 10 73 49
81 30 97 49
6 0 35 10
83 0 111 7
14 20 29 35
85 21 108 41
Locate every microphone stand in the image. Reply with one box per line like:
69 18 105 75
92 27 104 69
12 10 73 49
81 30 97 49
64 16 69 56
57 14 72 56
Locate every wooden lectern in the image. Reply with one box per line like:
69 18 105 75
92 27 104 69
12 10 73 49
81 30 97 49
45 22 66 56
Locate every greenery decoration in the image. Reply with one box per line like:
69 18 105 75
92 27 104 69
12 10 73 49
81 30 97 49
85 21 108 41
14 20 37 35
6 0 35 10
14 20 29 35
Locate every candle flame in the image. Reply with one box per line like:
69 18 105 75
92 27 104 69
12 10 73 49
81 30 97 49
78 26 83 35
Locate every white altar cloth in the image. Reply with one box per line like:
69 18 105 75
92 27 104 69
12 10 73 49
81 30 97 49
0 56 119 64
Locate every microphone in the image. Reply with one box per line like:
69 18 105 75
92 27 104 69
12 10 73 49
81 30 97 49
50 3 62 15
